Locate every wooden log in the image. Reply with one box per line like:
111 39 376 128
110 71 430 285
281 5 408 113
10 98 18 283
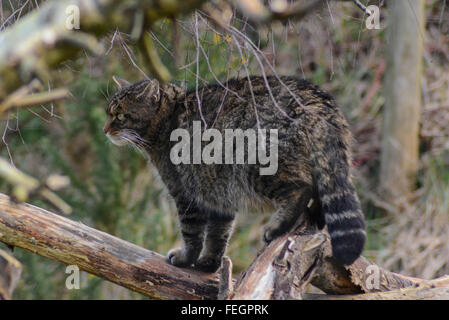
0 249 22 300
303 276 449 300
0 193 219 300
231 218 431 299
1 192 447 300
231 220 362 299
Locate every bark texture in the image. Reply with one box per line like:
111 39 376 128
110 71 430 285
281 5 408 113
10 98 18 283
0 193 219 300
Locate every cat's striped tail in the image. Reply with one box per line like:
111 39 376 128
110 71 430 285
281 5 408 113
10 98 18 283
309 123 366 266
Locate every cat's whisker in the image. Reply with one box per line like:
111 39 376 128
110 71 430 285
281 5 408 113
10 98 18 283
124 130 151 149
120 130 152 153
121 135 145 154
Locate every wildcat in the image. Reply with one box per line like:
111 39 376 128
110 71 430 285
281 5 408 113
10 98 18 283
104 75 366 272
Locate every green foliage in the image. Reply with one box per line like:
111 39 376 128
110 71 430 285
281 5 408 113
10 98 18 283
152 19 253 88
0 10 377 299
1 2 447 298
1 68 180 299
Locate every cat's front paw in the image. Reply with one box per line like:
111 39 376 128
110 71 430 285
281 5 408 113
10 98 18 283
195 255 221 273
167 247 195 268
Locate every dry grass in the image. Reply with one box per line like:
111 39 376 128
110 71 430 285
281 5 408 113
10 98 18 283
375 6 449 279
378 176 449 279
266 2 449 280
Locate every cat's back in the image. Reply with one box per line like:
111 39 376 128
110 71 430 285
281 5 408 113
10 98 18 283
168 75 351 212
178 76 346 130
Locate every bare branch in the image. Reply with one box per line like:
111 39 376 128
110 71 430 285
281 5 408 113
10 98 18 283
0 193 219 300
0 85 70 115
0 0 207 99
138 31 172 83
351 0 369 14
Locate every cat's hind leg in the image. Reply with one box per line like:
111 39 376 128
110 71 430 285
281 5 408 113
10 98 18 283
263 183 314 243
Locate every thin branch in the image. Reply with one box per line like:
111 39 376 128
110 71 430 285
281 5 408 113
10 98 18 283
138 31 172 83
193 12 208 128
352 0 369 14
0 87 70 114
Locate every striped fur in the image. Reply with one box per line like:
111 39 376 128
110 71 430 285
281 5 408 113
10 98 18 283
308 117 366 265
105 75 366 271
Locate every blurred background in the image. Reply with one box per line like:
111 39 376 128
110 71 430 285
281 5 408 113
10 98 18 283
0 0 448 299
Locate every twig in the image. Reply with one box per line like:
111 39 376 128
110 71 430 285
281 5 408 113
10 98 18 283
193 12 208 128
0 87 70 114
352 0 369 14
138 31 172 83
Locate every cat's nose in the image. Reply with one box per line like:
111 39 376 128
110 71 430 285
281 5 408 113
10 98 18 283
103 123 110 134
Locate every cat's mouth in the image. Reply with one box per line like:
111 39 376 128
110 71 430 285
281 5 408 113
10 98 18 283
106 130 150 150
106 132 129 146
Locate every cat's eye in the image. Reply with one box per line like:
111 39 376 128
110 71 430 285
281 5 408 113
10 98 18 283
116 114 125 121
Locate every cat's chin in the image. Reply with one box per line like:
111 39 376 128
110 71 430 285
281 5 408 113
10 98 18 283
107 133 128 146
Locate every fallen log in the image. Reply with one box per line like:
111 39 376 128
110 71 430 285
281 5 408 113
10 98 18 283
230 216 448 300
0 193 219 300
302 275 449 300
1 192 448 300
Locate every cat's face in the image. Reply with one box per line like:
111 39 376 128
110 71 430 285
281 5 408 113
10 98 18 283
104 77 160 148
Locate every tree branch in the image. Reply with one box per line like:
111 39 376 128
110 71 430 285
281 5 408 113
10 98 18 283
0 0 206 100
231 217 449 300
1 192 447 300
0 193 219 300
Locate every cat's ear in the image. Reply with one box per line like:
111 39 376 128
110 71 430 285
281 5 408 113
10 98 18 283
112 76 131 89
143 79 160 103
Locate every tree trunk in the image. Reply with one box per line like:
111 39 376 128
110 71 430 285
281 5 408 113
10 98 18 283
380 0 425 198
